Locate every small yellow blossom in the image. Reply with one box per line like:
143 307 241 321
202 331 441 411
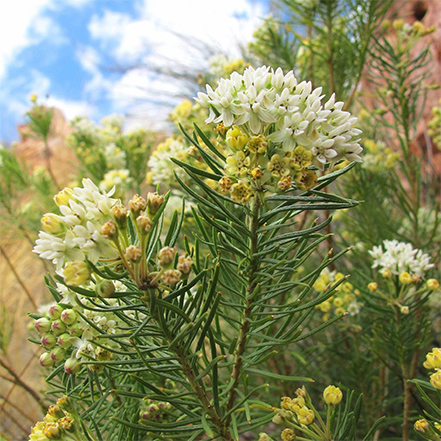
368 282 377 291
230 181 253 203
426 279 440 291
226 126 248 150
268 154 290 178
430 371 441 389
64 261 90 286
423 348 441 370
414 419 429 433
226 151 250 177
294 170 317 190
323 385 343 405
54 188 75 207
288 146 312 170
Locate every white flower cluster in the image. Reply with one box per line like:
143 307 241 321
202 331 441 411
147 137 188 187
196 66 362 169
104 143 127 169
33 179 118 269
70 117 98 138
99 169 132 195
369 240 435 277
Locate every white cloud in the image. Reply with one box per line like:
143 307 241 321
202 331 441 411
0 0 94 80
88 0 267 129
46 97 94 119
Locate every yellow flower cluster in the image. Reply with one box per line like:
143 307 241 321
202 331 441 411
424 348 441 390
361 139 400 172
219 126 318 203
428 100 441 151
281 394 315 426
313 269 360 320
29 397 79 440
414 419 441 438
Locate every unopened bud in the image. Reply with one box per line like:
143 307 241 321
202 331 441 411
64 358 81 375
51 320 67 335
64 261 90 286
57 333 72 349
136 214 153 234
177 255 193 275
48 304 63 320
430 371 441 389
158 247 175 267
40 352 54 367
399 272 413 285
60 309 77 325
41 214 65 235
58 416 74 431
147 192 165 217
258 434 272 441
162 269 181 285
323 385 343 405
50 347 66 363
125 245 142 263
281 428 296 441
129 194 147 217
68 323 82 337
112 203 128 229
423 348 441 370
53 188 74 207
296 406 314 425
393 19 404 30
41 334 57 349
42 422 61 439
101 220 117 240
35 317 51 334
426 279 439 291
96 280 115 298
368 282 377 292
47 405 64 419
400 306 409 314
414 419 429 433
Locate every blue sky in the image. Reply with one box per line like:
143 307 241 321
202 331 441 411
0 0 269 143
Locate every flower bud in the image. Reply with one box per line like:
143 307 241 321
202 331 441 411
112 203 128 229
430 371 441 390
295 386 307 398
35 317 51 334
96 280 116 298
101 220 118 240
177 255 193 275
296 406 314 425
42 422 61 439
41 334 57 349
40 352 54 367
57 333 72 349
278 176 292 191
60 309 77 325
68 323 83 337
426 279 439 291
258 434 272 441
125 245 142 263
393 19 404 30
158 247 175 267
380 19 391 31
50 347 66 363
48 304 63 320
251 167 264 180
147 192 165 217
64 357 81 375
47 405 64 419
281 396 292 410
53 188 74 207
51 320 67 335
323 385 343 405
368 282 377 292
381 269 391 278
136 213 153 235
129 194 147 217
226 126 248 150
57 396 74 413
41 214 65 235
423 348 441 370
400 306 409 314
58 416 75 431
64 261 90 286
414 419 429 433
162 269 181 285
281 429 296 441
399 272 412 285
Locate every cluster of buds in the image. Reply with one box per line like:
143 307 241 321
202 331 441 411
34 306 82 375
218 126 320 203
101 192 193 290
414 419 441 440
313 269 360 320
273 385 344 440
138 398 173 424
424 348 441 390
28 397 80 440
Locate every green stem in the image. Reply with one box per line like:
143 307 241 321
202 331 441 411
226 195 261 420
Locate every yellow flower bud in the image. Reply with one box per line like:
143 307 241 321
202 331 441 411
393 19 404 30
399 272 413 285
147 192 165 216
381 269 391 278
368 282 377 292
281 428 296 441
423 348 441 370
226 126 248 150
426 279 439 291
41 214 65 235
125 245 142 263
42 422 61 439
333 297 344 308
400 306 409 315
414 419 429 433
54 188 75 207
296 406 314 425
430 371 441 390
64 261 90 286
30 93 38 104
323 385 343 405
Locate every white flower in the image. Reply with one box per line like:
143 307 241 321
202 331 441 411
104 143 126 169
196 66 362 169
369 240 435 277
71 331 95 360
